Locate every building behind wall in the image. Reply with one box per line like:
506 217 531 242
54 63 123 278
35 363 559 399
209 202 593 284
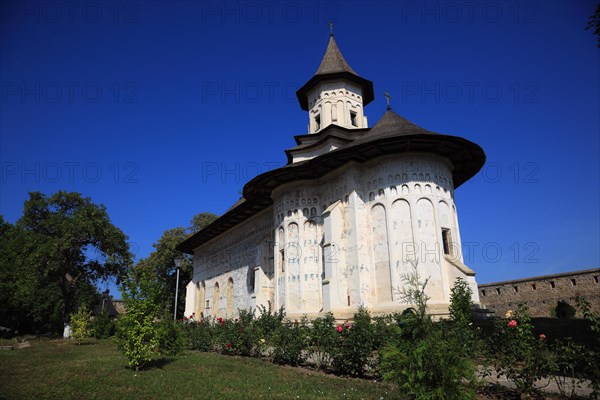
478 268 600 317
177 33 486 321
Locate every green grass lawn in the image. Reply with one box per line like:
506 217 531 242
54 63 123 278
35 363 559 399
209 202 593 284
0 339 399 400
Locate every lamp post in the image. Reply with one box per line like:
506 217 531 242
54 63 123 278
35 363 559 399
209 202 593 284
174 256 184 320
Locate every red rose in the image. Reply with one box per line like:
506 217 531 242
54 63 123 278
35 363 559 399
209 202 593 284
336 325 343 333
507 319 517 328
226 343 231 348
539 333 546 340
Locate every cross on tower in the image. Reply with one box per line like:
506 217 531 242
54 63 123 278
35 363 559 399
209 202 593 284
329 22 334 36
385 90 392 110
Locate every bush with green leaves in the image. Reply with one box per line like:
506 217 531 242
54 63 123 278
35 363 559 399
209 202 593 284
486 304 551 398
115 270 161 371
155 319 185 356
254 302 285 344
381 324 477 400
217 310 260 357
70 306 93 344
554 300 576 319
183 318 215 352
309 313 337 370
271 318 309 366
92 312 115 339
381 263 478 399
448 277 479 359
576 297 600 398
449 277 473 325
330 307 375 376
549 337 590 399
372 313 402 350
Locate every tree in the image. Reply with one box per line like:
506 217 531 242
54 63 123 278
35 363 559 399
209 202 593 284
132 212 218 319
189 212 218 234
0 191 132 333
116 266 162 371
133 227 192 318
585 3 600 48
449 277 474 325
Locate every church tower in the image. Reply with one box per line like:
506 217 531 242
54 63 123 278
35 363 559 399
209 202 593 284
296 32 375 133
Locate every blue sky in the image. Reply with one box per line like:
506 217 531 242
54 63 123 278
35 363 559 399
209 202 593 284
1 1 598 297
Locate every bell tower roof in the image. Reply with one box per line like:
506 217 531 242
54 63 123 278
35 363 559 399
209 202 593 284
315 35 357 75
296 33 375 111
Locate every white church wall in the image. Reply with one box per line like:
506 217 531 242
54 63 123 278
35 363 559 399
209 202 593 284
188 152 478 320
189 207 273 319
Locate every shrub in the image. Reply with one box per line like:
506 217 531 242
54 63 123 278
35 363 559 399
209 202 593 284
549 337 589 399
372 313 402 351
554 300 576 319
381 324 476 400
184 318 215 352
254 302 285 344
449 277 473 325
309 313 337 370
486 305 551 398
271 318 309 366
92 312 115 339
330 307 374 376
449 278 478 358
155 319 185 356
70 306 93 344
576 297 600 398
115 303 159 371
115 270 162 371
217 310 260 357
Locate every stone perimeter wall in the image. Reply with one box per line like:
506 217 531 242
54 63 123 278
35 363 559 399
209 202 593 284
478 268 600 318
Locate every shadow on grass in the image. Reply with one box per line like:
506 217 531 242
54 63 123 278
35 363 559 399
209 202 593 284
128 357 177 371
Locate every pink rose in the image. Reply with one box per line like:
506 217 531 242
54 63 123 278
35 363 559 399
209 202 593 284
336 325 343 333
507 319 517 328
539 334 546 340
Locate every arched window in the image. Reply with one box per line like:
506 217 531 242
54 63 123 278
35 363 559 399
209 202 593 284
195 281 205 319
213 282 220 317
226 278 234 316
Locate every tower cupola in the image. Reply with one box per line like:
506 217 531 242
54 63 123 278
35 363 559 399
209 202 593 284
296 32 375 134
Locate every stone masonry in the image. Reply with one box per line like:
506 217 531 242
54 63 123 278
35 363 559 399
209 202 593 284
478 268 600 317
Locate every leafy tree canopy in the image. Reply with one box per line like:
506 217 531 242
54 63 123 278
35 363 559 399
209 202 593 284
131 211 218 319
586 3 600 48
189 212 218 234
0 191 132 333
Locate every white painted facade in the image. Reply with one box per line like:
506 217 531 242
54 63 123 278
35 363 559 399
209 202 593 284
183 35 482 320
185 154 478 320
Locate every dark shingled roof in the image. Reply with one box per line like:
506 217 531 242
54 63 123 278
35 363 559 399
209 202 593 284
315 35 357 75
296 35 375 111
366 109 437 138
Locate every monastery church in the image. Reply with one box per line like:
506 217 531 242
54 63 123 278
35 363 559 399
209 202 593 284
179 33 486 320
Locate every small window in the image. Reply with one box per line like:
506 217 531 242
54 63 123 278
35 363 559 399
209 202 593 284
514 286 519 293
350 111 357 127
481 290 486 297
280 249 285 273
441 228 451 255
550 281 555 289
496 288 501 295
531 283 536 290
205 300 210 309
571 278 576 286
594 275 599 283
315 114 321 131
